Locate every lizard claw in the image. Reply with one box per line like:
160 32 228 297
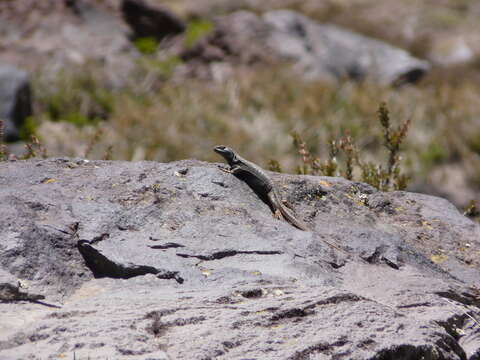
273 209 283 220
217 165 233 174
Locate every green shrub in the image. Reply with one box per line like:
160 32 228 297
64 112 100 127
292 102 411 191
0 119 7 161
467 131 480 155
134 37 159 55
35 67 113 127
420 142 449 168
19 116 37 140
139 55 183 80
184 19 214 48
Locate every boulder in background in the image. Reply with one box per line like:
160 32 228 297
0 64 32 141
182 10 430 85
121 0 186 41
264 10 430 85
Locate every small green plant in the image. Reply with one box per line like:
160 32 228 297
463 200 479 218
134 37 158 55
64 112 98 127
338 133 355 180
184 19 214 48
0 119 8 161
137 55 183 83
292 132 340 177
19 116 37 140
22 135 47 159
103 145 113 160
268 159 282 172
84 127 104 159
292 102 411 191
376 102 411 189
36 67 114 128
291 131 314 175
154 55 183 78
420 142 449 168
467 131 480 155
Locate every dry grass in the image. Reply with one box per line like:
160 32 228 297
31 61 480 199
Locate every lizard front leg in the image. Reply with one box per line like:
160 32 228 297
225 166 245 175
218 165 243 175
281 199 294 211
218 166 234 174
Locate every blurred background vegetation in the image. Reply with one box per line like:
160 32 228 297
2 0 480 214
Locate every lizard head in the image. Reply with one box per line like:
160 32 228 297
213 145 237 163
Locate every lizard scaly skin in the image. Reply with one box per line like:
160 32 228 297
213 145 370 259
213 145 308 231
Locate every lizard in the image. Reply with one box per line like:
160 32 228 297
213 145 359 258
213 145 309 231
214 146 385 264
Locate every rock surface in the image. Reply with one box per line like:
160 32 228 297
0 158 479 359
0 64 32 141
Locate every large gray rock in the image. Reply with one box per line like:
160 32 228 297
0 158 479 359
183 10 430 85
0 64 32 141
264 10 430 85
0 1 135 88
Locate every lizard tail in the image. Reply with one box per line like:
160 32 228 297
268 190 310 231
267 191 309 231
278 203 309 231
270 193 353 256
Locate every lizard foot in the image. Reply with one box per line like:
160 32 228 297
218 166 233 174
281 199 294 210
273 209 283 220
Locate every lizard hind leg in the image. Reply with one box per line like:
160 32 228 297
267 191 284 219
281 199 294 211
273 209 283 219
